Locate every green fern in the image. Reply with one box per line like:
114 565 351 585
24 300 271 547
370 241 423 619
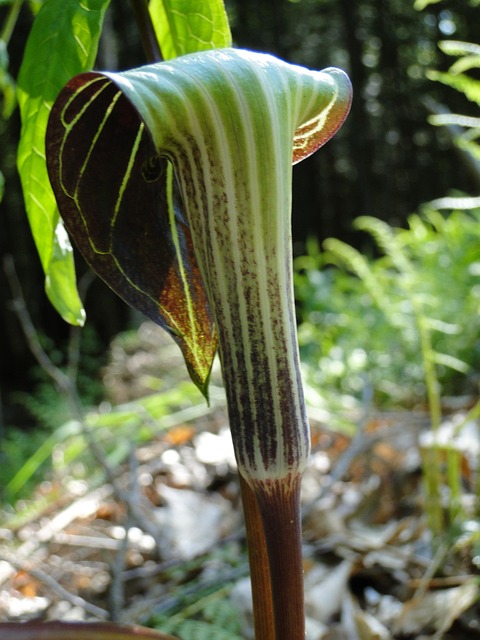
428 39 480 107
202 597 244 634
335 215 444 430
427 39 480 164
155 584 245 640
324 237 391 312
306 210 480 537
161 619 243 640
438 40 480 75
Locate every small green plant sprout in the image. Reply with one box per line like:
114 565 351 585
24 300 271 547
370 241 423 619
10 1 352 638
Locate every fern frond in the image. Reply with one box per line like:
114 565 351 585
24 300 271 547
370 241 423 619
427 71 480 106
424 317 461 335
439 40 480 58
203 597 244 633
162 619 243 640
432 351 470 374
354 216 414 276
323 237 400 329
323 237 381 295
438 40 480 75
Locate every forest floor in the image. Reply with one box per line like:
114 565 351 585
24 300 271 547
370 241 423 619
1 322 479 639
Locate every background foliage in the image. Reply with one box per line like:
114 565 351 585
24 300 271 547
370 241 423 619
295 209 480 424
0 3 480 635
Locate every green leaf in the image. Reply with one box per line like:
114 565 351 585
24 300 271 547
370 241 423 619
449 55 480 75
45 220 87 325
160 620 242 640
148 0 231 60
428 113 480 129
16 0 111 325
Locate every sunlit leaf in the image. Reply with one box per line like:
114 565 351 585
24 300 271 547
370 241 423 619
428 113 480 128
432 351 470 373
148 0 231 60
414 0 442 9
439 40 480 58
45 220 87 325
427 70 480 106
16 0 111 325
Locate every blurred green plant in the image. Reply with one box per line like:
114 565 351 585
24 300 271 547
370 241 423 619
419 23 480 540
295 207 480 538
2 370 219 507
427 39 480 165
0 2 18 119
295 209 480 414
150 544 247 640
0 422 51 502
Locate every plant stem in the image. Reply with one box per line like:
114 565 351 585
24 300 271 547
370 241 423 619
130 0 163 63
415 307 444 535
3 254 83 419
239 475 275 640
0 0 23 46
254 476 305 640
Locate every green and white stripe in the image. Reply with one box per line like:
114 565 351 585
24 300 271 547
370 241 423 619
103 48 351 484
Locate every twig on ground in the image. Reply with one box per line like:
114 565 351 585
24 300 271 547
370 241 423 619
120 563 249 625
0 551 109 619
411 542 449 602
129 0 163 63
0 485 113 588
3 255 163 552
66 270 95 383
303 389 375 516
3 254 82 417
109 447 139 621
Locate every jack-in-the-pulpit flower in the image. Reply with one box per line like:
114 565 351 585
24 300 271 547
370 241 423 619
46 47 351 489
